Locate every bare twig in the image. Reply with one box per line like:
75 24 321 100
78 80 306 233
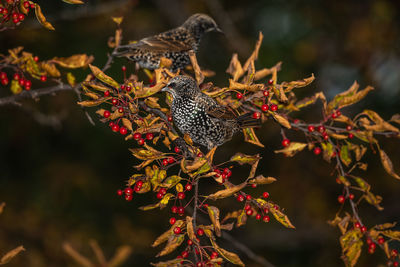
89 240 107 266
62 242 93 267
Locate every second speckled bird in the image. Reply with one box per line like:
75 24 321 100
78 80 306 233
162 75 261 150
113 14 222 71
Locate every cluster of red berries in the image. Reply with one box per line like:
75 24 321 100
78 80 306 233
337 193 355 204
0 1 34 25
236 192 270 222
156 187 167 199
214 167 232 183
162 157 175 166
0 71 46 89
0 72 9 86
171 205 185 216
117 180 145 201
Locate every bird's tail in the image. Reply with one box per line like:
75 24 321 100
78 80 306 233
236 113 261 128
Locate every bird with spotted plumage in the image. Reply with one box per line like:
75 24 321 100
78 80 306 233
162 75 261 150
113 13 222 71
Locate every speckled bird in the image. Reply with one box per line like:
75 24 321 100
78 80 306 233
162 75 261 150
113 13 222 71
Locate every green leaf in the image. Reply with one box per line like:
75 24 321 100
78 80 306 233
10 80 22 94
270 205 295 229
340 144 352 166
230 153 261 165
340 229 363 267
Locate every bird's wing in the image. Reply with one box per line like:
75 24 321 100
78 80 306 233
197 94 237 120
119 28 193 54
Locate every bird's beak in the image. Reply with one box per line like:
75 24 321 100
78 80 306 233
161 86 173 94
214 27 224 34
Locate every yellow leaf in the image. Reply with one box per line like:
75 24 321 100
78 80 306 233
209 239 245 267
139 203 160 211
380 230 400 241
41 62 61 77
152 220 184 247
53 54 94 69
35 4 55 30
157 234 185 257
175 183 183 193
66 72 76 87
150 259 182 267
160 176 181 188
77 99 107 107
130 146 165 161
243 128 264 147
359 110 399 133
89 64 119 89
374 222 397 230
340 144 352 166
379 149 400 180
270 206 295 229
271 113 291 129
0 246 25 265
230 153 261 165
180 157 207 173
226 53 244 82
134 82 164 98
159 193 174 208
112 16 123 25
274 142 307 157
281 74 315 92
207 183 247 200
10 80 22 94
207 206 221 237
248 175 277 185
62 0 84 4
340 229 363 267
229 79 264 92
121 118 133 131
321 142 334 162
185 216 196 241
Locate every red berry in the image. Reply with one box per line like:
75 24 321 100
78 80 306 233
109 122 114 128
159 188 166 195
346 125 352 131
197 228 204 236
146 133 154 140
125 194 133 201
354 222 361 228
117 189 123 196
167 157 175 164
391 249 398 257
366 238 372 245
104 111 111 118
171 206 178 213
120 85 125 90
317 125 325 133
112 124 120 132
18 13 25 21
185 183 192 191
348 193 355 200
263 90 270 97
121 65 126 72
211 251 218 259
187 239 193 246
1 78 8 85
236 92 243 99
19 79 25 86
261 104 269 112
252 112 261 119
244 204 251 210
126 85 132 92
12 12 18 19
282 138 290 147
264 208 269 214
251 184 257 188
13 18 19 24
156 192 163 199
348 133 354 139
336 110 342 117
30 3 35 9
118 107 124 113
23 1 30 8
308 125 315 132
246 195 252 200
337 195 345 204
2 8 8 15
111 98 118 105
196 262 203 267
393 262 399 267
177 192 185 200
104 90 110 97
262 192 269 198
25 80 32 88
124 188 133 195
369 243 376 249
246 209 253 216
293 119 300 124
237 195 245 202
331 113 337 119
197 152 203 158
323 133 329 140
169 217 176 225
162 159 168 166
268 79 273 85
378 237 385 244
255 214 261 220
181 251 188 258
174 147 180 153
313 147 321 155
263 215 270 222
168 116 173 122
13 73 20 80
136 180 143 187
39 75 47 82
33 56 39 62
119 127 127 135
270 104 278 111
137 138 144 145
173 227 181 235
361 226 367 233
133 132 141 140
177 206 184 214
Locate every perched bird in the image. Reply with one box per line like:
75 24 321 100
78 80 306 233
113 13 222 71
162 75 261 150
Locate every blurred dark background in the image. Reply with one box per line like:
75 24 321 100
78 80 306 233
0 0 399 266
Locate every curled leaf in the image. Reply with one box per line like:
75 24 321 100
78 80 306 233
379 149 400 180
340 229 362 267
0 246 25 265
274 142 307 157
230 153 261 165
52 54 94 69
207 206 221 237
248 175 277 185
207 183 247 200
89 64 119 89
35 4 55 30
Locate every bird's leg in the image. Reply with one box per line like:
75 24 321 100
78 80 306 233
173 137 195 159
